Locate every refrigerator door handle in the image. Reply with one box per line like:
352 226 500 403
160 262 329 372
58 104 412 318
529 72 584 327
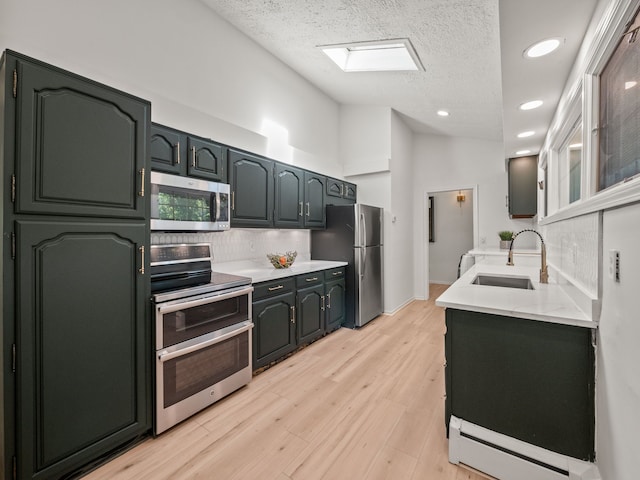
361 247 366 277
360 212 366 247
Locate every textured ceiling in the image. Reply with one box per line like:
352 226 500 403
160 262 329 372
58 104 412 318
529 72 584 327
200 0 599 155
201 0 504 141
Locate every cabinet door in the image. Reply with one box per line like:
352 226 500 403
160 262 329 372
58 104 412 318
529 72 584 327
253 291 297 369
150 124 183 175
304 172 325 228
274 164 304 228
13 57 149 219
325 279 345 332
344 182 357 202
326 177 344 198
508 155 537 218
14 219 150 480
187 136 226 182
228 149 274 227
296 284 325 345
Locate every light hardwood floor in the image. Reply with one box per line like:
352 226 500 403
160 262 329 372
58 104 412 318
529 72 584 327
84 284 492 480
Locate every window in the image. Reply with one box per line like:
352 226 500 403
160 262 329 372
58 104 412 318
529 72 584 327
559 122 583 206
598 7 640 190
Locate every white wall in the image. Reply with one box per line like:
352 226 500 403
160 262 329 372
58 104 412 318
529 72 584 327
412 134 535 299
596 202 640 480
429 189 474 284
0 0 342 176
387 112 415 313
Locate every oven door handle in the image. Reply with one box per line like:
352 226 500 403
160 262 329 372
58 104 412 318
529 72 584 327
158 321 253 363
157 285 254 314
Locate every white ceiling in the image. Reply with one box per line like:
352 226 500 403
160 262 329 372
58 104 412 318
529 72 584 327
200 0 598 158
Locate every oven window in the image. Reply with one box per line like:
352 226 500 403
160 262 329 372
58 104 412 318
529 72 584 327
162 294 249 347
163 332 249 408
151 184 213 222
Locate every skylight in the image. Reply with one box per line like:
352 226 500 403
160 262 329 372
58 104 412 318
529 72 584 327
319 39 424 72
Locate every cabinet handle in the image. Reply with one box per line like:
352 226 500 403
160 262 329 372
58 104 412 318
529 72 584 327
138 168 145 197
306 202 310 217
305 277 318 282
174 143 181 165
231 191 235 211
139 246 145 275
290 305 296 324
299 201 303 217
191 146 196 167
340 184 344 197
321 295 325 311
327 292 331 309
268 285 284 291
332 271 342 276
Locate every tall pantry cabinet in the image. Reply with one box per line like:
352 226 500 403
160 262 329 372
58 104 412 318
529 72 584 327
1 51 151 479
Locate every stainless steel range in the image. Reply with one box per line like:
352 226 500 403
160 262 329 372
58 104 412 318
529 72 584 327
150 244 253 434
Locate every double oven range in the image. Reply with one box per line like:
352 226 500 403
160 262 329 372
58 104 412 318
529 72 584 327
150 244 253 434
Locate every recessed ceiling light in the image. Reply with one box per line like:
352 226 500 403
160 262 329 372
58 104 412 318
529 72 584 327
437 110 449 117
569 143 583 149
319 38 424 72
524 38 563 58
516 150 532 155
517 131 535 138
519 100 543 111
625 81 637 90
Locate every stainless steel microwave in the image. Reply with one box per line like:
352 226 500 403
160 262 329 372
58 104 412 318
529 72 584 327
150 171 230 231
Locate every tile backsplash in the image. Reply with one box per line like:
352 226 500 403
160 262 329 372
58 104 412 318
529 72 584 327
151 229 311 265
541 212 600 297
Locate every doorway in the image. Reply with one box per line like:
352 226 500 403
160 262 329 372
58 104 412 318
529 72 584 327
424 187 477 299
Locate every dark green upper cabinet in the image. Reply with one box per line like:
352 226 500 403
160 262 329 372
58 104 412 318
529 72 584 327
14 219 150 480
508 155 538 218
274 164 304 228
187 135 226 182
304 172 325 228
228 149 274 227
150 123 226 182
150 124 181 175
14 58 149 219
326 177 357 205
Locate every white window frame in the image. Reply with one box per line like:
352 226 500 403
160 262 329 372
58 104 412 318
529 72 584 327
540 0 640 226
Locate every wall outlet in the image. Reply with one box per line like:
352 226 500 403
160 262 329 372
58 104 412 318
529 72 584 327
608 250 620 282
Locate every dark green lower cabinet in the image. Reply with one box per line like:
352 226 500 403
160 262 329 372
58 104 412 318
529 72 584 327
324 278 345 332
15 219 150 479
296 284 325 345
444 308 595 461
252 290 297 369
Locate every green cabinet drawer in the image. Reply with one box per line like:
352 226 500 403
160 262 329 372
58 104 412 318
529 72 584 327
253 277 296 301
324 267 345 281
296 272 323 288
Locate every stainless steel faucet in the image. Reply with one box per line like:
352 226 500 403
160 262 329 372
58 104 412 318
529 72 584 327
507 229 549 284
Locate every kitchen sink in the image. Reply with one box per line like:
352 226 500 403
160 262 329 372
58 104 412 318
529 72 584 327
471 274 534 290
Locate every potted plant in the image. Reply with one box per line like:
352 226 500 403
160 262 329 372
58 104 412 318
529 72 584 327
498 231 514 249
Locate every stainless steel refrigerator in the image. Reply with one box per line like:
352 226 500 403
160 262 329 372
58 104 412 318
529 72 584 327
311 204 383 328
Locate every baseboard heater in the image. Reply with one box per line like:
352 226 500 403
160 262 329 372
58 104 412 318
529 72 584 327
448 416 601 480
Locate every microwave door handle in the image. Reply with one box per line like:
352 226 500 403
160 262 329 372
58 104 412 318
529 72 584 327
216 192 222 222
210 192 218 222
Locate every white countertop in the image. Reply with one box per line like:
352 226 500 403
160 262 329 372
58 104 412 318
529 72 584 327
212 259 348 284
435 263 596 329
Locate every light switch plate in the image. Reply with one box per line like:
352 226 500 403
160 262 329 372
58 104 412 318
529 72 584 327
608 250 620 282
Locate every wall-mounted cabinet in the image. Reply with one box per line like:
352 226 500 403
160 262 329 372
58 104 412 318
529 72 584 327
326 177 357 205
508 155 537 218
150 123 226 182
228 149 275 227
